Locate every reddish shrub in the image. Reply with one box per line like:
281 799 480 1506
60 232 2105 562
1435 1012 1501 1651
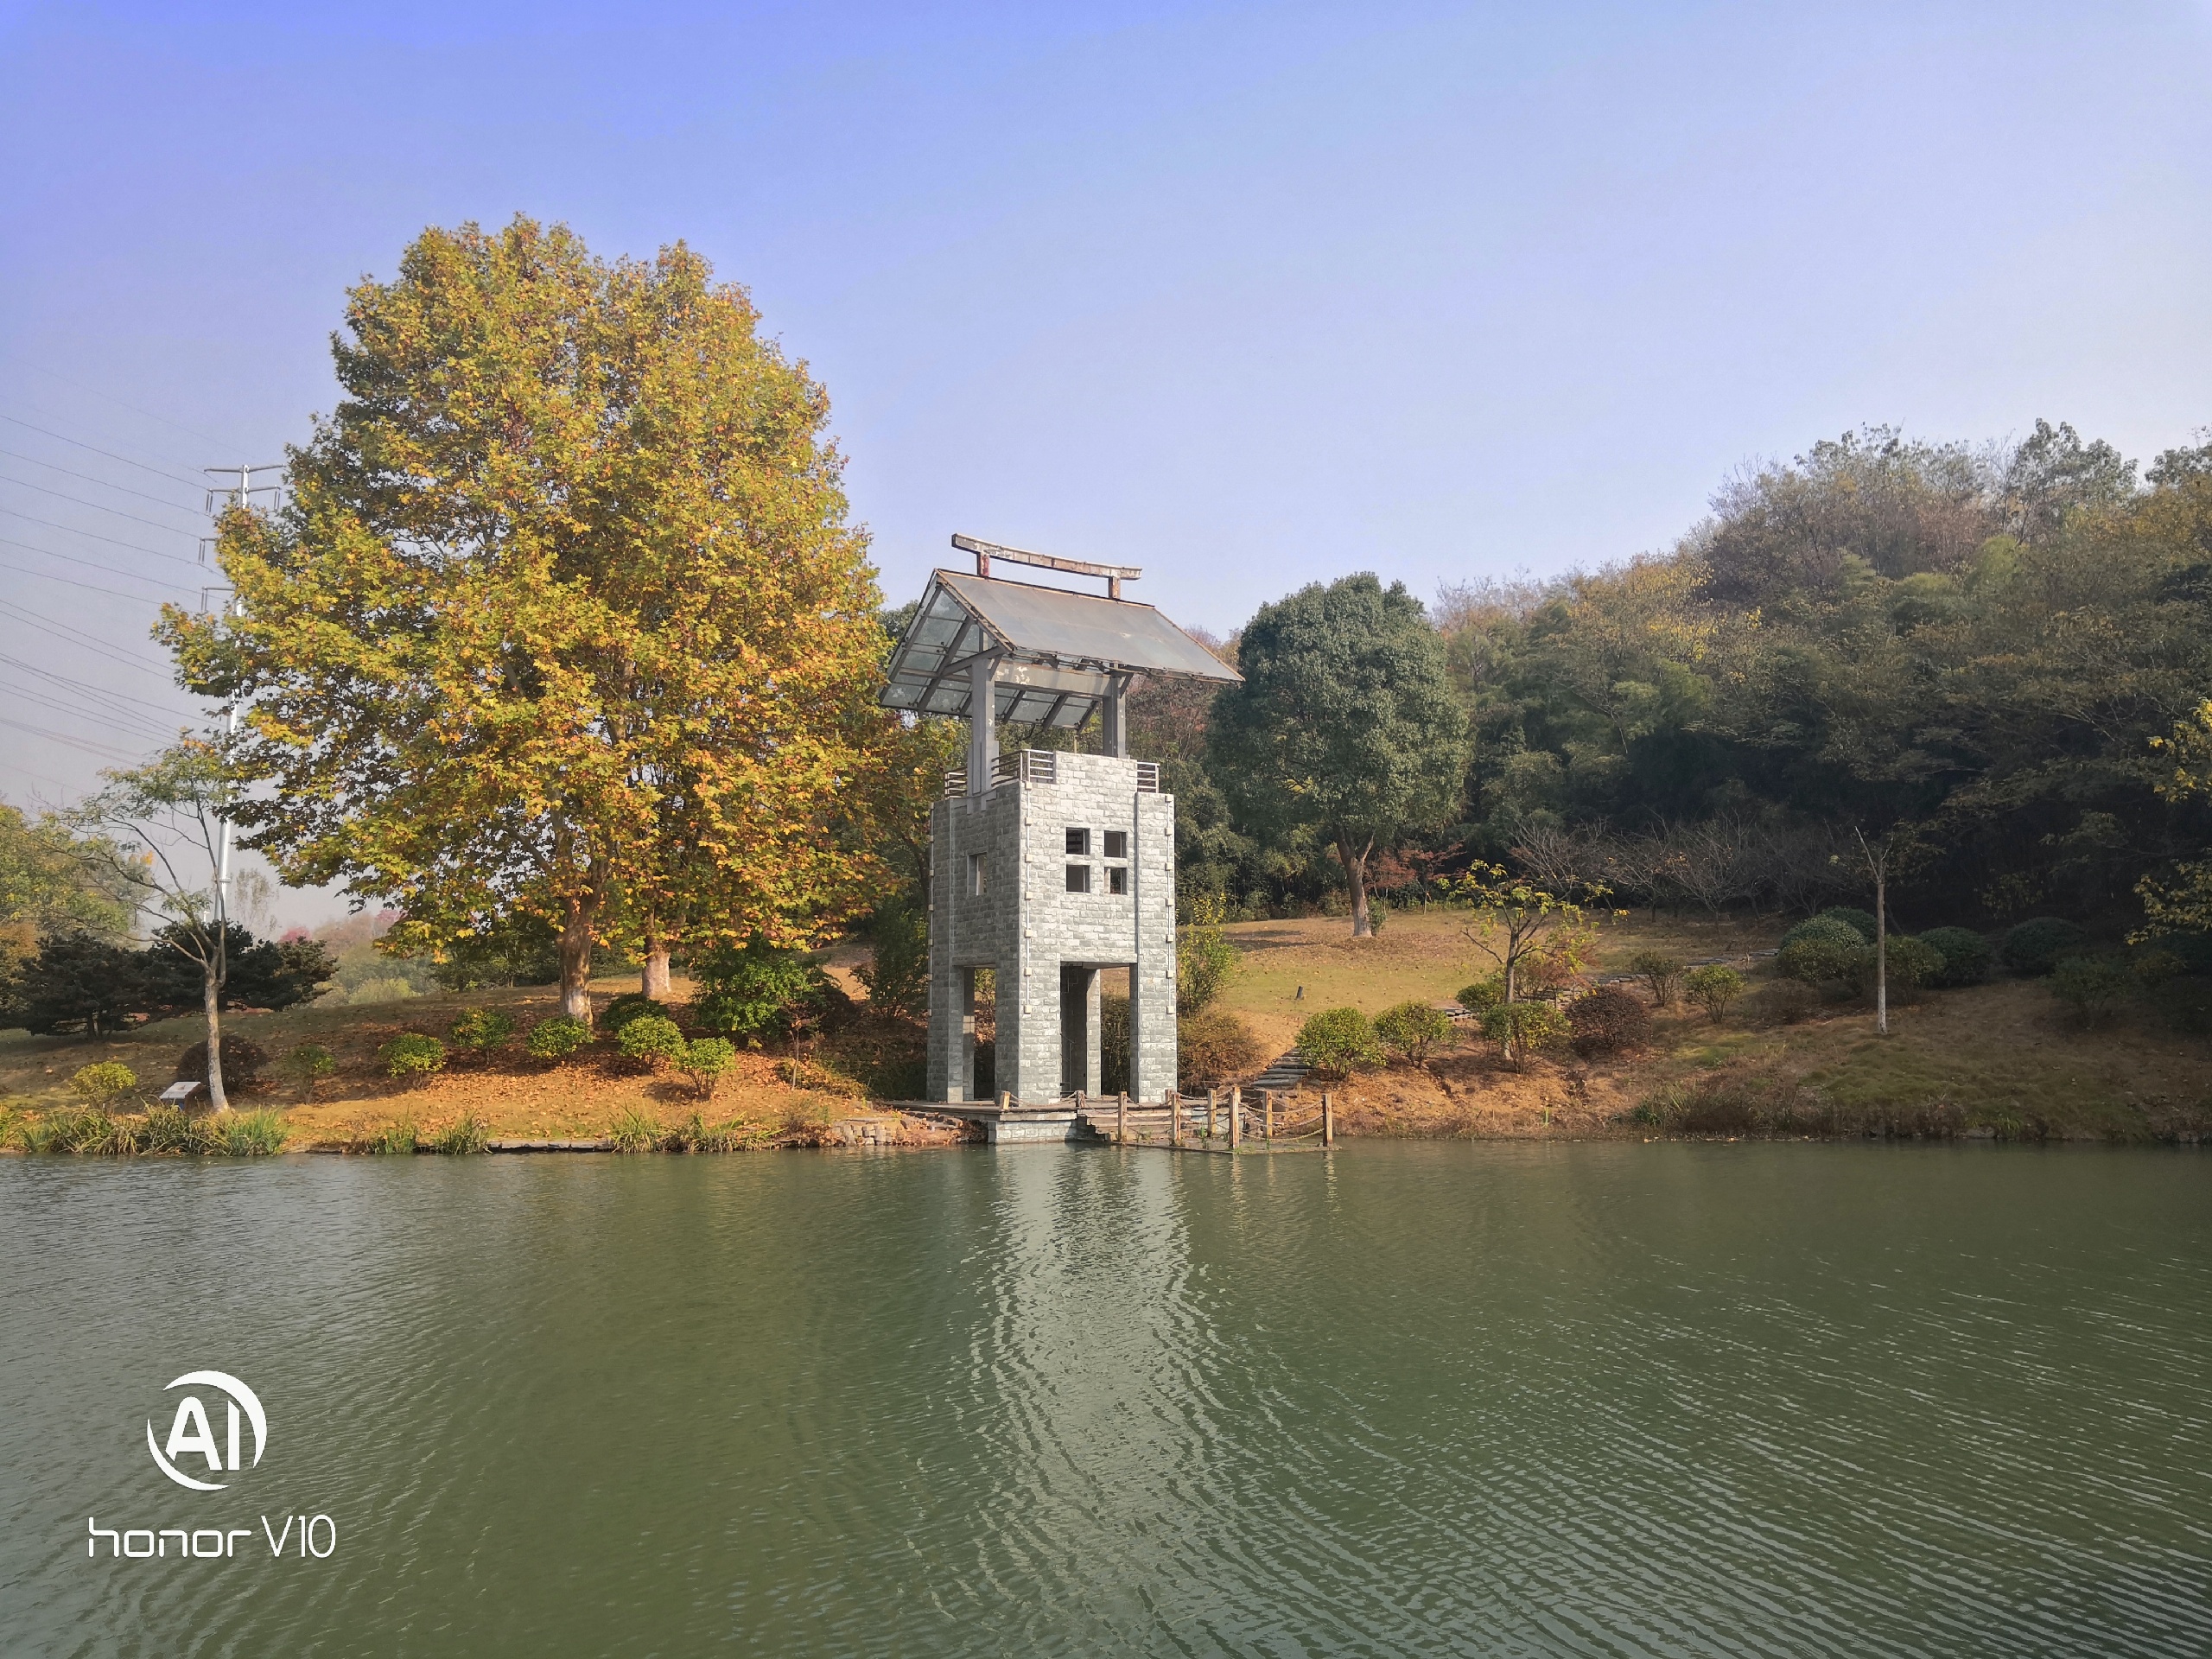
1566 986 1651 1057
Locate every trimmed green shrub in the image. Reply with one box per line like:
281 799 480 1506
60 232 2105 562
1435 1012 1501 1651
1177 1006 1265 1088
1881 936 1947 1001
677 1036 736 1098
448 1008 517 1052
599 995 669 1036
1375 1000 1453 1064
692 938 831 1046
1684 964 1747 1023
1779 914 1867 955
2050 955 2131 1023
1478 1001 1569 1062
1567 986 1649 1056
380 1033 447 1079
525 1014 593 1061
1296 1007 1382 1075
1815 906 1878 942
1778 931 1868 988
2001 917 2090 976
1627 952 1684 1007
69 1062 138 1108
1456 976 1504 1012
283 1043 337 1096
1919 926 1992 987
616 1014 686 1065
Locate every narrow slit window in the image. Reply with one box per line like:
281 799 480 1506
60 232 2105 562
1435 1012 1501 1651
1065 827 1090 855
969 853 987 896
1108 866 1128 895
1065 864 1091 893
1103 830 1128 860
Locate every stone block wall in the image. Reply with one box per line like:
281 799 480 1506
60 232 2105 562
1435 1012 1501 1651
925 752 1178 1103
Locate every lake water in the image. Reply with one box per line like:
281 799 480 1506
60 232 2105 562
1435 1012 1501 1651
3 1142 2209 1657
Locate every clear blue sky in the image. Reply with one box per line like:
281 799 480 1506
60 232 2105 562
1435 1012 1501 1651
3 0 2210 825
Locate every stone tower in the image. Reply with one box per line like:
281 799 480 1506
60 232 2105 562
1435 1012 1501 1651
880 536 1240 1113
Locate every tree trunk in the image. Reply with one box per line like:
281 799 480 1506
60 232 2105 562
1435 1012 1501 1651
642 918 671 999
1873 859 1889 1038
559 900 595 1021
203 963 229 1113
1337 832 1375 938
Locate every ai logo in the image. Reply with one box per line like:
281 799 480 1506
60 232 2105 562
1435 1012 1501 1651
146 1371 268 1491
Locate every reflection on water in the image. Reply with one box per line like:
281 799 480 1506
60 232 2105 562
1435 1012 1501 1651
3 1143 2209 1656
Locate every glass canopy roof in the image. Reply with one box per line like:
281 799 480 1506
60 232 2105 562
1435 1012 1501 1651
880 569 1239 727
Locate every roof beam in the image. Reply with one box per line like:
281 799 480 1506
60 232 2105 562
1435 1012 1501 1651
951 533 1141 599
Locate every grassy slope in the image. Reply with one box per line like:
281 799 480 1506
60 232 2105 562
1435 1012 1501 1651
0 967 898 1148
1206 909 2212 1141
6 910 2207 1146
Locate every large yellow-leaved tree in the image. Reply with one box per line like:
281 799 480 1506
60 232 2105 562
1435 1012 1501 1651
163 217 890 1017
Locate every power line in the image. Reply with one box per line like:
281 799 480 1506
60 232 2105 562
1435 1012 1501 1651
0 557 176 604
0 679 178 743
0 468 205 533
0 411 207 488
0 536 196 594
0 352 232 448
0 446 201 512
0 596 172 675
0 652 194 718
0 713 152 764
0 505 203 567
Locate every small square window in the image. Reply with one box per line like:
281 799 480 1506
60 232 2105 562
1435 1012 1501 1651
1065 864 1091 893
1103 830 1128 860
1108 866 1128 895
969 853 987 896
1065 828 1090 855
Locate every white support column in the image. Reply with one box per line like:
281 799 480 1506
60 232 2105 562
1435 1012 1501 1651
969 656 999 794
1101 674 1130 759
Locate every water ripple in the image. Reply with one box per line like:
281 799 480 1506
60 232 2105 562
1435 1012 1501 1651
2 1144 2207 1656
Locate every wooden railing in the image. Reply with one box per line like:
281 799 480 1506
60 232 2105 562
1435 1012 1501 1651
1077 1085 1334 1153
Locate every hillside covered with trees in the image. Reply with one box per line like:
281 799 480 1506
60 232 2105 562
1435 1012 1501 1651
1143 421 2212 949
2 213 2207 1142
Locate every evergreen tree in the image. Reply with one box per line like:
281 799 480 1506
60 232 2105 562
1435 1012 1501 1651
1210 574 1466 936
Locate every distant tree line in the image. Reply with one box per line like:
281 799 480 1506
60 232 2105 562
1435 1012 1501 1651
2 924 332 1037
1104 420 2212 942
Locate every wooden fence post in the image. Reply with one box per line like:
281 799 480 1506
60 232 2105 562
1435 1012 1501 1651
1206 1088 1217 1139
1170 1090 1182 1148
1229 1084 1242 1148
1323 1091 1335 1147
1263 1090 1274 1140
1116 1091 1128 1144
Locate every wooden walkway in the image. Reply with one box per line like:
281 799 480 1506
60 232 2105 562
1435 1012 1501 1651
1074 1086 1335 1154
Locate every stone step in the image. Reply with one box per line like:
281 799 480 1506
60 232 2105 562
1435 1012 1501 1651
1248 1047 1312 1091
